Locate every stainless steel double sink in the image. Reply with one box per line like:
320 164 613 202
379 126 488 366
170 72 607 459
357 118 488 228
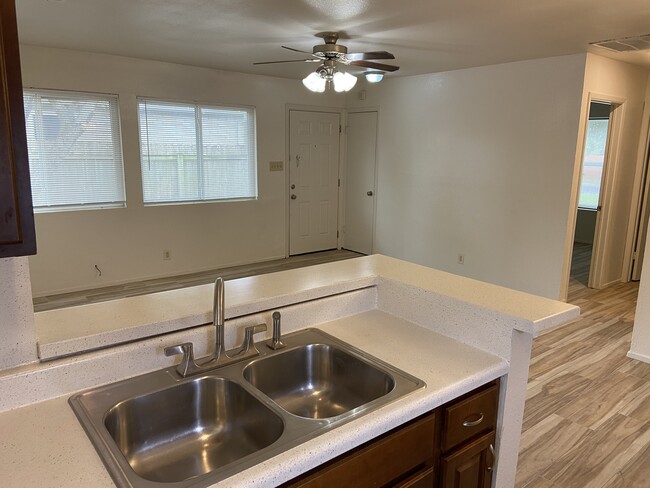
70 328 425 487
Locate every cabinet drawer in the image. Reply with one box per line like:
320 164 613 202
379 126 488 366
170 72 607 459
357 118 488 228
442 383 498 452
285 412 435 488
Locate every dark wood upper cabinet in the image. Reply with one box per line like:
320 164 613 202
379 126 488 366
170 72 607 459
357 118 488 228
0 0 36 258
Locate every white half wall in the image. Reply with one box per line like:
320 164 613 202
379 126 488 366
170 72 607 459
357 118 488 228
21 46 342 296
348 55 586 299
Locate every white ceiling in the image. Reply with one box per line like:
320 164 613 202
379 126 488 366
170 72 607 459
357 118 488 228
15 0 650 80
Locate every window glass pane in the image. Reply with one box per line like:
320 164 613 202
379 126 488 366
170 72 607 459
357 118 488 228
23 90 125 211
201 107 256 200
578 119 609 210
139 101 199 203
138 99 257 204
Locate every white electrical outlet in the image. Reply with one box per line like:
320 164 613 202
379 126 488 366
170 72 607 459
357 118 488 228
458 254 465 265
163 250 172 261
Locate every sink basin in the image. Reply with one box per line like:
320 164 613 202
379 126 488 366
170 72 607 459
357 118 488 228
243 344 395 418
104 377 283 483
69 328 424 488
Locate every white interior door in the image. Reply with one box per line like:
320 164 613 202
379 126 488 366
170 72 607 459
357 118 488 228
289 110 340 255
631 107 650 281
344 111 378 255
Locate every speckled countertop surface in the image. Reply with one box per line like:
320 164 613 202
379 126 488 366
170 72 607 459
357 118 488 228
0 310 507 488
36 254 578 360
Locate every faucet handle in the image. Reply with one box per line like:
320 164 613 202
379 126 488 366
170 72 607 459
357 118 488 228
234 323 267 356
164 342 193 357
246 324 267 336
164 342 196 376
244 323 267 348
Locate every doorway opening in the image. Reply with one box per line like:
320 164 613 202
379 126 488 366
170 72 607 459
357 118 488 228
570 100 614 291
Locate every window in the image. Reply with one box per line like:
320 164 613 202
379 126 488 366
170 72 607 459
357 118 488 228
578 103 610 210
138 99 257 204
23 90 125 212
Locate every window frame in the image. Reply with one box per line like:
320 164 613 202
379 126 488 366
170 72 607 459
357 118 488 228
137 97 258 207
23 88 127 213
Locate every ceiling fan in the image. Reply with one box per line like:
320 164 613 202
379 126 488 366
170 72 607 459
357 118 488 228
254 32 400 92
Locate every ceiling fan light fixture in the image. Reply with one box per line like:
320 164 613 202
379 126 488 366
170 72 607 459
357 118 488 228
302 71 326 92
365 71 384 83
332 71 357 92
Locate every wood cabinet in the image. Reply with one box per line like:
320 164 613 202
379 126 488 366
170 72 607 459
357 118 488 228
439 382 499 488
440 431 495 488
284 412 436 488
0 0 36 258
283 380 499 488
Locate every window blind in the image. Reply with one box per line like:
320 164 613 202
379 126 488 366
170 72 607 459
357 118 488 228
578 119 609 210
23 90 126 212
138 99 257 204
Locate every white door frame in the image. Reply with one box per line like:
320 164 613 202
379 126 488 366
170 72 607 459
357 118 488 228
624 102 650 281
560 92 626 300
343 107 380 254
588 97 624 289
284 103 345 258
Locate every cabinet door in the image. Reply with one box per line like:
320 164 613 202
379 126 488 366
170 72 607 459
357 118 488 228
285 413 435 488
0 0 36 258
441 431 495 488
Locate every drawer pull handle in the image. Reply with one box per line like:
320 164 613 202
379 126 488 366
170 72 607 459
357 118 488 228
462 413 484 427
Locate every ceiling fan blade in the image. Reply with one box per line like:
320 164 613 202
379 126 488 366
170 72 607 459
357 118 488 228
281 45 315 55
348 60 400 72
344 51 395 61
253 59 319 65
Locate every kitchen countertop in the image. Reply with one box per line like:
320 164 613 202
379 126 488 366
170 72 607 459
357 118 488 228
2 254 579 487
0 310 507 488
36 255 577 360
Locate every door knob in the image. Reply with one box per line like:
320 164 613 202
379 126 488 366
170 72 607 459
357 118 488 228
291 184 296 189
367 191 374 196
291 194 297 200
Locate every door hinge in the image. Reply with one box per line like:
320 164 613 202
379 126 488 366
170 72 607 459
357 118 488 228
339 125 342 133
338 178 340 187
633 251 639 260
337 231 339 238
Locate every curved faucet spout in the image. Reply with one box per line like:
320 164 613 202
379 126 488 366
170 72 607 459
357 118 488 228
166 276 267 377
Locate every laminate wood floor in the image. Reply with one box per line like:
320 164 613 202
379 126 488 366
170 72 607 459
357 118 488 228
570 242 592 291
516 280 649 488
33 249 363 312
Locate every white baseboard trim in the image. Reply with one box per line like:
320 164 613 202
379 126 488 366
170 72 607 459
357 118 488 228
627 350 650 364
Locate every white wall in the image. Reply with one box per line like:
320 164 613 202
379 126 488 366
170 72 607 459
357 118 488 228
574 209 597 244
573 54 649 289
348 55 586 299
629 75 650 364
631 224 650 363
21 46 342 296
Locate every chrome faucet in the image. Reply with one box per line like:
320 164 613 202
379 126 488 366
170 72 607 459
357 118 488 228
213 277 226 360
164 277 267 377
